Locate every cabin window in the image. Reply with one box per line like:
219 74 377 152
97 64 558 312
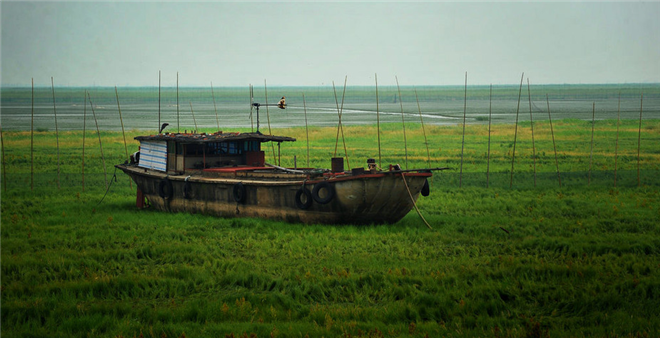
205 141 246 155
185 144 205 156
247 141 260 152
227 142 236 154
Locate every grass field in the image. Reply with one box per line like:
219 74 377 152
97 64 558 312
2 119 660 337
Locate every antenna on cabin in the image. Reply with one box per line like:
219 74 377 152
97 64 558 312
249 87 285 134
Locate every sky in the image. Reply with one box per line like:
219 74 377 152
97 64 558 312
1 1 659 87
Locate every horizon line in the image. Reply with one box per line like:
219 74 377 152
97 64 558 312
2 82 659 89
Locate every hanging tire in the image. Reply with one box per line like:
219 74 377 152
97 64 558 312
295 187 313 210
158 178 173 200
421 179 430 197
312 181 335 204
233 182 246 203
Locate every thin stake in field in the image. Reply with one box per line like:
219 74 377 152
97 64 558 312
395 76 408 170
88 92 108 189
82 90 87 192
459 72 467 188
332 77 350 170
414 88 431 169
487 84 493 188
302 93 310 167
158 70 161 131
115 87 130 162
375 73 382 168
177 72 180 133
614 92 621 187
527 78 537 187
1 121 6 192
637 93 644 187
510 72 525 189
546 94 561 187
340 79 350 170
248 85 254 132
588 102 596 186
264 80 276 163
51 77 61 189
189 102 199 132
31 78 34 191
210 81 220 131
115 86 132 189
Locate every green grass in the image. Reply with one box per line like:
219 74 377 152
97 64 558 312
2 120 660 337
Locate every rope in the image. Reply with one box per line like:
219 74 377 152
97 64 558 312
400 173 432 230
96 167 118 207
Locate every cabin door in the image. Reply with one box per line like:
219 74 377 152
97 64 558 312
167 141 176 173
175 143 185 172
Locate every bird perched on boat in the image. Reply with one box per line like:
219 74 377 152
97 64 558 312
159 123 169 134
277 97 286 109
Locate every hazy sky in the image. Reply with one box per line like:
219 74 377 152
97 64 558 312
2 1 659 87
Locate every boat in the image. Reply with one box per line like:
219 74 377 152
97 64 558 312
115 102 440 225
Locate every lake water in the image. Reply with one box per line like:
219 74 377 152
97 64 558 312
1 84 658 131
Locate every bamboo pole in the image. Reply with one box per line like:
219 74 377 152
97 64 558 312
177 72 180 133
302 93 310 167
158 71 161 131
375 73 382 168
546 94 561 188
527 78 537 187
459 72 467 187
1 121 6 192
82 90 87 192
588 102 596 186
264 80 276 162
115 86 132 189
88 92 108 189
332 81 341 157
614 92 621 187
31 78 34 191
249 85 254 132
509 73 524 189
395 76 408 170
339 77 350 170
115 86 130 162
332 77 350 170
414 88 431 169
189 102 198 132
487 84 493 188
211 81 220 131
51 77 61 189
637 93 643 187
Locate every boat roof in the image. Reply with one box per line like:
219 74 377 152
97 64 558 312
135 131 296 144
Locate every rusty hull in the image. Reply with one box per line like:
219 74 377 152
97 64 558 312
116 164 431 225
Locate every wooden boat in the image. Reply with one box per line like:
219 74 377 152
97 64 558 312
116 129 437 225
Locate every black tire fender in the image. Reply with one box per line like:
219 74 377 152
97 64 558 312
312 181 335 204
158 178 173 200
233 182 246 203
295 187 313 210
421 179 430 197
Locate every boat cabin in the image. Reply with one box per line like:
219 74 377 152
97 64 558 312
133 132 296 174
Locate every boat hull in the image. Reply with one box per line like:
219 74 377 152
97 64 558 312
116 164 431 225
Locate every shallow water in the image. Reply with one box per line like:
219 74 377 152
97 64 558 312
1 84 658 131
